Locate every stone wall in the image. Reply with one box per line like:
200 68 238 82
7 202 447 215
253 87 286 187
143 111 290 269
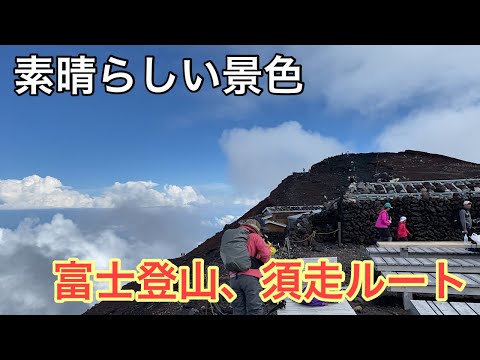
340 196 480 245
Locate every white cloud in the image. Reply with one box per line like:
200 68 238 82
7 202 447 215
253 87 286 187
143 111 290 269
201 214 240 229
233 197 262 207
275 45 480 165
0 214 132 314
103 182 208 208
0 205 219 315
375 105 480 164
0 175 96 209
292 45 480 113
220 121 349 196
0 175 207 209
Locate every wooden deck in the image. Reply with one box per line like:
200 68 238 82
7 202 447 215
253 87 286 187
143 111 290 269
372 256 480 273
377 241 480 248
368 244 480 311
410 300 480 315
382 271 480 295
276 256 356 315
367 246 480 259
382 270 480 309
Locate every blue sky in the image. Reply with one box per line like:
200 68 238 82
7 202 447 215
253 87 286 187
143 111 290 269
0 45 376 192
1 45 480 314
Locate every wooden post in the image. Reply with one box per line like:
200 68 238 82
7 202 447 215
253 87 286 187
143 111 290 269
403 292 413 310
337 222 342 246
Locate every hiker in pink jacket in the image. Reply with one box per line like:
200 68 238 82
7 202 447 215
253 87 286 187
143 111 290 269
375 202 393 241
229 219 271 315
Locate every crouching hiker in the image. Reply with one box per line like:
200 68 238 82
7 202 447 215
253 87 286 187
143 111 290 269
220 218 271 315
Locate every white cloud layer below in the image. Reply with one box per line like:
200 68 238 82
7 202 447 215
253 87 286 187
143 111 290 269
0 176 207 209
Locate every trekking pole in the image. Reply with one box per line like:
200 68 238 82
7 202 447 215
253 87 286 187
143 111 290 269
285 236 291 258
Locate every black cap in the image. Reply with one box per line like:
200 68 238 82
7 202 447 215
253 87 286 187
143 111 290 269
254 215 269 233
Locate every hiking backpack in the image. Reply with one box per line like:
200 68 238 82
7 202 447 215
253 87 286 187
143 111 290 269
220 227 252 272
220 227 264 272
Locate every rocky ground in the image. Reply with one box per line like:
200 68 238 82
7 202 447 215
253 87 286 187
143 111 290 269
84 241 410 315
